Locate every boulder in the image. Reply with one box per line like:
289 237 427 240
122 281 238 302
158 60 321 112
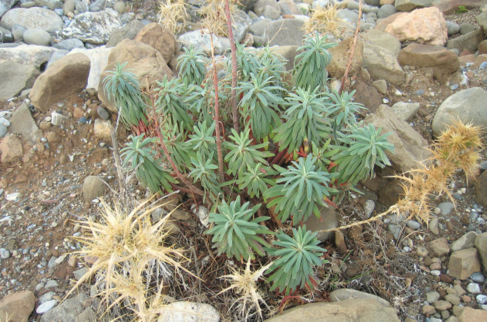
364 105 431 171
53 38 85 51
477 11 487 34
398 44 460 81
329 289 391 307
29 53 90 112
451 231 478 251
327 37 363 78
68 46 112 94
447 29 484 53
61 9 121 45
0 7 64 32
362 43 405 85
458 307 487 322
362 29 401 57
40 293 91 322
395 0 433 11
98 39 173 113
23 28 51 46
82 176 107 202
475 232 487 272
448 248 481 280
378 4 397 18
382 7 448 46
178 30 224 56
0 62 39 101
157 301 220 322
264 19 305 46
134 23 176 63
432 87 487 136
8 102 42 143
0 0 16 17
0 290 35 322
106 19 145 47
0 44 57 68
0 135 23 163
265 298 400 322
351 80 382 113
391 102 420 121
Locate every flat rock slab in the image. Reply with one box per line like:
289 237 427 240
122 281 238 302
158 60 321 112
0 7 64 32
0 61 38 101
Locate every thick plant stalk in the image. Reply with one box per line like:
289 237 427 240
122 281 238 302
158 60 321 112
339 0 362 94
210 34 225 183
225 0 239 132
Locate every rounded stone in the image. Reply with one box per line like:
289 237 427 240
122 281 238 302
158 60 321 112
23 29 52 46
82 176 107 202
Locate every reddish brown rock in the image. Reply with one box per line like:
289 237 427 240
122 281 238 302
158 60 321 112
134 22 177 63
29 53 90 112
0 135 23 163
398 44 460 80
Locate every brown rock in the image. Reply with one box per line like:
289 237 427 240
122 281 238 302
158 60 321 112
433 300 452 311
82 176 107 202
93 119 113 140
475 232 487 272
327 37 364 78
0 290 36 322
383 7 448 46
398 44 460 80
335 230 347 253
422 305 436 316
448 248 481 280
265 298 400 322
29 53 90 112
97 39 174 113
479 40 487 54
473 54 487 68
134 22 177 63
73 107 85 119
351 80 382 113
364 105 431 172
429 238 450 257
0 135 23 163
458 306 487 322
475 171 487 208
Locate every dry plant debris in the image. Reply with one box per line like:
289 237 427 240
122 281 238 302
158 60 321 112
305 4 346 38
158 0 189 34
199 0 239 37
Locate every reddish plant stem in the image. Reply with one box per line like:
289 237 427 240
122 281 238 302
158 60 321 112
339 0 362 94
209 34 225 183
224 0 239 132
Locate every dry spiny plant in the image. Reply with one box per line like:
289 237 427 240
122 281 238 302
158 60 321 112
218 259 273 320
305 4 345 37
158 0 189 34
395 120 483 224
68 198 194 320
199 0 239 37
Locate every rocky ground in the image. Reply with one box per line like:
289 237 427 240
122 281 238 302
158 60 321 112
1 0 487 321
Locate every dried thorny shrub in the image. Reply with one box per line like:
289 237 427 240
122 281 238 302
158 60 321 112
218 259 273 320
199 0 239 37
395 120 483 224
305 4 345 37
68 198 193 320
158 0 189 34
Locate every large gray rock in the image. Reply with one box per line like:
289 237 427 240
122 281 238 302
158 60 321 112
0 0 16 18
98 39 173 112
0 290 36 322
106 19 145 47
364 104 431 171
265 298 400 322
69 46 112 94
446 29 484 53
61 9 121 45
0 7 64 32
264 19 305 46
9 102 42 143
53 38 85 51
0 62 38 101
29 53 90 112
452 231 478 252
0 44 57 68
362 29 401 57
476 11 487 35
432 87 487 136
233 9 251 43
254 0 280 17
40 293 93 322
178 30 224 56
23 28 51 46
329 289 391 307
475 232 487 272
363 43 405 85
157 301 220 322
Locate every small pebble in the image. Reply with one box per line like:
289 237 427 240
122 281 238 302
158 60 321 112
36 300 57 314
415 89 424 95
450 84 459 90
407 220 421 230
382 98 389 104
467 283 481 294
470 272 485 283
479 62 487 70
0 249 10 259
476 294 487 304
431 270 441 276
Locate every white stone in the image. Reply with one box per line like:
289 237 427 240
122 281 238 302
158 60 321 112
36 300 57 314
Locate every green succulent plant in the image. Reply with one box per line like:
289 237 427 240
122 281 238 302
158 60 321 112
103 62 147 127
187 121 217 162
238 72 284 141
121 135 176 193
325 89 365 131
177 45 207 85
235 163 277 199
266 225 328 295
189 152 221 200
156 76 193 131
273 87 331 155
333 123 394 185
232 42 262 82
206 196 272 260
264 155 337 225
293 34 336 91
